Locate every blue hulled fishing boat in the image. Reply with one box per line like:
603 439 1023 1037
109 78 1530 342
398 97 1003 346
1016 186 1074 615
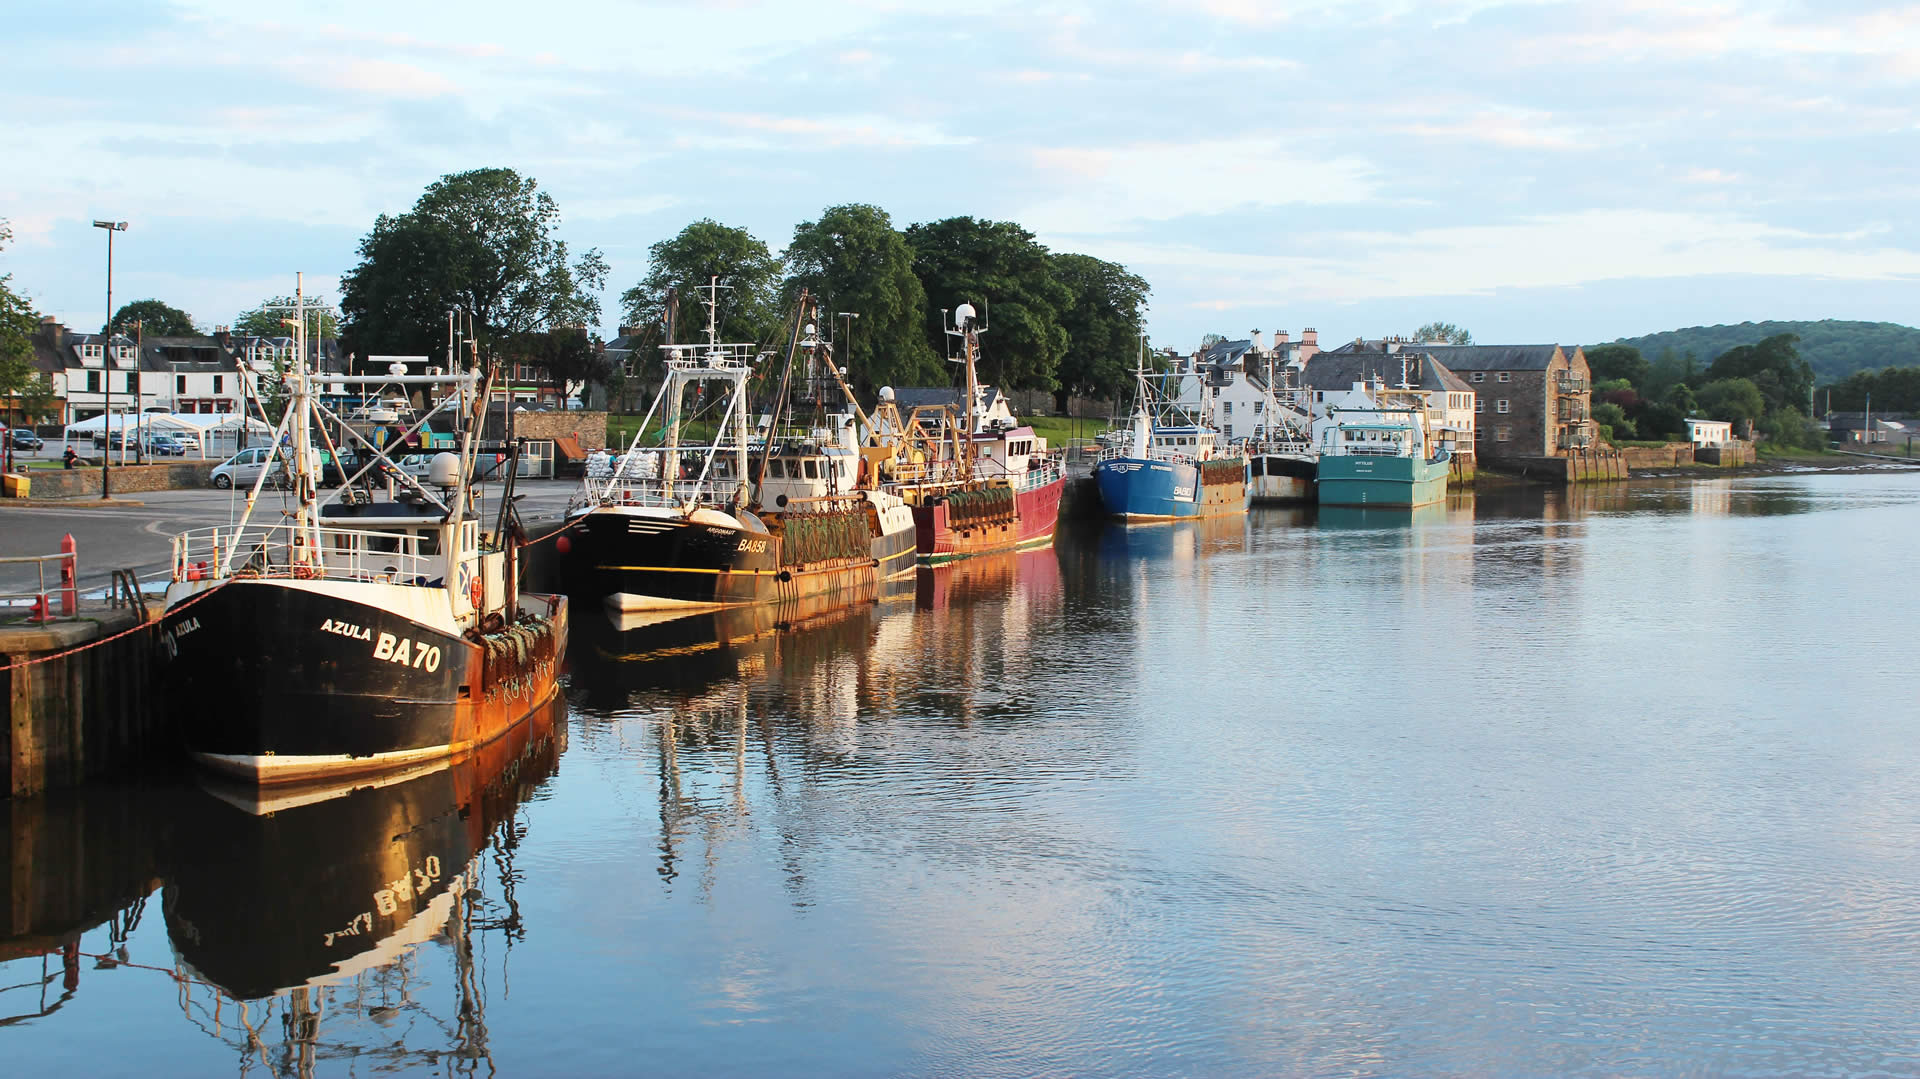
1093 348 1246 520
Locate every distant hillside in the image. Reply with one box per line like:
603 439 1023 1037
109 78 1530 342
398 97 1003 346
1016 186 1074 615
1601 320 1920 384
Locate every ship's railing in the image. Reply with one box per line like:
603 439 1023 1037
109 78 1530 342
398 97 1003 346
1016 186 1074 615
171 524 440 585
1010 449 1065 490
1095 443 1208 465
883 455 970 486
1246 438 1314 457
597 477 749 508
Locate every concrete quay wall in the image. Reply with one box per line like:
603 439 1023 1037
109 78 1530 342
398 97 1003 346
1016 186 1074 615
4 610 165 798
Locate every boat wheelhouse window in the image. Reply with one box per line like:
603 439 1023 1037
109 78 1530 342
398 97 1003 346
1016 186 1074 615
804 459 819 479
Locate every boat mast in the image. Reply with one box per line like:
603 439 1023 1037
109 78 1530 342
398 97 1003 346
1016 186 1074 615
946 302 985 481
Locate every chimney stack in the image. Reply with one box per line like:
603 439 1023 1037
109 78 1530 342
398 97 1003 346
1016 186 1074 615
1301 328 1318 347
1274 329 1289 347
1250 328 1264 352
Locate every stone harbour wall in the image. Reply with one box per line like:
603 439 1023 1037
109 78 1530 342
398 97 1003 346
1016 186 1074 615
5 461 219 500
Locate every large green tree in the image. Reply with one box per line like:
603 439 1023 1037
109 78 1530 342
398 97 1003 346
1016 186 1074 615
1697 377 1765 427
1584 343 1649 387
1413 321 1472 345
620 219 781 350
108 298 195 337
782 204 939 393
340 167 607 379
1705 333 1813 417
1051 252 1149 411
904 216 1069 392
1 219 56 421
234 295 340 339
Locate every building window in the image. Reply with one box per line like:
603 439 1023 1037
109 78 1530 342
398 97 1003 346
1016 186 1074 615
1495 426 1511 441
213 375 224 395
1471 372 1484 383
1475 400 1484 413
1253 401 1263 414
177 375 187 394
1496 372 1510 382
126 372 137 393
1496 399 1510 414
1222 400 1232 415
86 371 100 393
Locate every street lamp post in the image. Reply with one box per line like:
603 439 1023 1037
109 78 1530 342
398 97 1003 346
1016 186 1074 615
93 219 127 499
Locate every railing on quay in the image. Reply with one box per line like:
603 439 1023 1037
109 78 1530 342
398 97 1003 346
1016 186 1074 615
0 542 79 624
170 524 440 586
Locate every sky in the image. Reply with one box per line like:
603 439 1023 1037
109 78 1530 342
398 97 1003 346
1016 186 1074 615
4 0 1918 353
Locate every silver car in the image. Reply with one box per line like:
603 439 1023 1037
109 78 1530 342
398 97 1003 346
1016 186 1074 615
209 447 288 489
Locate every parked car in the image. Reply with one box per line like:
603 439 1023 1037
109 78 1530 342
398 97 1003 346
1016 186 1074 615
8 428 44 451
209 447 289 489
145 433 191 457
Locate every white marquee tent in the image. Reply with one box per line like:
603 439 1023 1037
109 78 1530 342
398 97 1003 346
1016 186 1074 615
61 412 273 459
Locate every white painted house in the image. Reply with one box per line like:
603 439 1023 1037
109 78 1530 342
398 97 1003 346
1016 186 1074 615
1685 418 1733 447
1172 329 1319 442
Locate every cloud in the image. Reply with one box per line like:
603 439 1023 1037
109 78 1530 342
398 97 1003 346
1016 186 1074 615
1022 138 1380 234
297 58 460 99
1087 210 1920 311
660 108 976 149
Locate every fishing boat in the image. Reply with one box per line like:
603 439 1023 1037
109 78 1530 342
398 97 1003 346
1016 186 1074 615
1313 403 1451 508
1093 345 1247 520
751 304 917 583
562 284 913 612
159 281 567 786
1243 351 1318 504
863 303 1066 562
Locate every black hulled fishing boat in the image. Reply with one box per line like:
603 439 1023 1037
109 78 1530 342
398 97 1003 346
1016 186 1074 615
159 282 567 785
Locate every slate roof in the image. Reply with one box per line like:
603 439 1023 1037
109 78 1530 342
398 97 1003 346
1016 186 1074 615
1327 340 1565 371
1301 351 1470 394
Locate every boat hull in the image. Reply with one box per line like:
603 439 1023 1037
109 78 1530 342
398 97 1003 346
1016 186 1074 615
1316 454 1450 508
566 507 777 611
160 579 566 786
1249 453 1316 504
912 475 1065 565
1093 457 1247 520
166 694 563 999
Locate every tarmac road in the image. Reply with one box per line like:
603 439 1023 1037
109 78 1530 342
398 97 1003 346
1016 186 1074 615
0 478 582 599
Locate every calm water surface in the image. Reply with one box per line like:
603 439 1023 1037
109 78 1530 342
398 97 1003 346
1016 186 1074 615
6 472 1920 1076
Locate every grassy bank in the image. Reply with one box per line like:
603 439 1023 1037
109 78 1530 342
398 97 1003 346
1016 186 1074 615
1022 416 1115 447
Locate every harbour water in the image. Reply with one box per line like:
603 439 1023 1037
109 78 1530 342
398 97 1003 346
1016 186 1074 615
6 471 1920 1076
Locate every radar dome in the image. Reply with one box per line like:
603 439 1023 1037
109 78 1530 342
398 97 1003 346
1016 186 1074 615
427 452 461 488
388 361 407 376
953 303 977 328
879 386 895 402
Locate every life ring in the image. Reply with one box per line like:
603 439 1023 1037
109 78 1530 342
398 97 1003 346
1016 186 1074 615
469 572 484 609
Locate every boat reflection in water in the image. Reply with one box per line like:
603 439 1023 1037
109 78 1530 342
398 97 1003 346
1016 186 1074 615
568 574 919 706
160 693 563 1073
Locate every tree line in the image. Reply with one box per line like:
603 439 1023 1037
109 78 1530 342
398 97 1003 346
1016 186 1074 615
1584 334 1823 448
1608 320 1920 385
335 168 1151 409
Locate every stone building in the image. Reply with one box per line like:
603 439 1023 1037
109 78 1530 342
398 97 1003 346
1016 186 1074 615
1327 340 1593 457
